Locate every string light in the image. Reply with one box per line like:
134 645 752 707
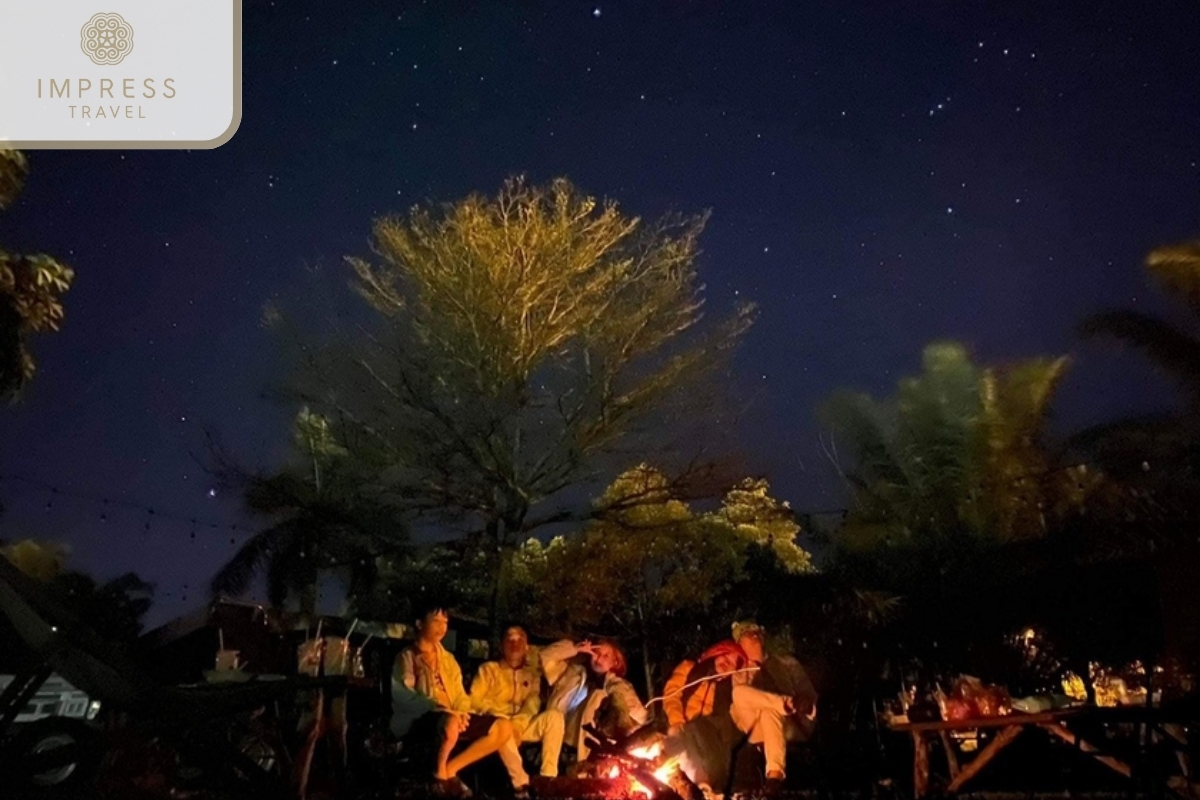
0 473 248 543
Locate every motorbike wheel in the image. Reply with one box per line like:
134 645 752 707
4 717 104 799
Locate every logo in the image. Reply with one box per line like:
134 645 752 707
80 12 134 65
3 0 241 148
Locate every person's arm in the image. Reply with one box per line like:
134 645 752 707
396 647 418 690
785 658 818 717
445 653 472 714
390 649 436 733
469 662 494 714
662 660 692 731
609 677 649 727
537 639 581 676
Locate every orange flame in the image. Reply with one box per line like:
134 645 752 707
629 742 664 761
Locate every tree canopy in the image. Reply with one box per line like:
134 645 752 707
507 464 813 686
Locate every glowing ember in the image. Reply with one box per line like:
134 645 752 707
607 765 621 779
629 778 654 798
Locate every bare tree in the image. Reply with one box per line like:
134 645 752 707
269 176 755 635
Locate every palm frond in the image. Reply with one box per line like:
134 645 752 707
1079 310 1200 398
210 520 298 597
1146 239 1200 313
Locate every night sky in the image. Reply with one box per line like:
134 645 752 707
2 0 1198 629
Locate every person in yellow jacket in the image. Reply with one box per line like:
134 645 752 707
391 604 514 797
469 626 565 791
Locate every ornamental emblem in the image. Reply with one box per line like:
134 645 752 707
80 13 134 65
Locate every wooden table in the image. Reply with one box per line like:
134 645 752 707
889 708 1139 797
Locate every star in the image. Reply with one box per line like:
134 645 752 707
593 7 601 17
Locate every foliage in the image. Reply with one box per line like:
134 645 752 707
266 176 755 636
351 540 493 624
821 341 1092 559
0 538 68 582
0 150 74 401
1078 235 1200 408
53 570 154 643
716 477 813 572
816 340 1154 682
0 150 29 211
506 464 813 685
1 538 153 643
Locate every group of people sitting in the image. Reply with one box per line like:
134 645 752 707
389 604 817 798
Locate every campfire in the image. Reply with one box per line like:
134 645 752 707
567 724 702 800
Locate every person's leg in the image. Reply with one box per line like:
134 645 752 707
730 684 787 779
497 736 531 789
435 713 461 780
577 690 608 762
521 709 565 777
446 717 515 779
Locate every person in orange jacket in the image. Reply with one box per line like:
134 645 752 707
663 640 752 733
660 640 753 794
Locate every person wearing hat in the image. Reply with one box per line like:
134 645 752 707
731 621 818 783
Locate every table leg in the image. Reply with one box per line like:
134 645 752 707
945 724 1023 794
939 730 960 778
912 731 930 798
1041 722 1132 779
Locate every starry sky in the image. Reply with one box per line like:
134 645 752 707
1 0 1198 629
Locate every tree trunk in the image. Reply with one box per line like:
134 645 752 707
636 600 655 706
641 637 655 709
485 517 503 655
488 550 504 655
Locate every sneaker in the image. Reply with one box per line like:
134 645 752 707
513 784 533 800
434 777 473 798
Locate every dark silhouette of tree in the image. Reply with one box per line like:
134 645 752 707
1 538 154 659
1074 237 1200 532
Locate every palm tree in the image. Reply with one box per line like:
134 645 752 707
818 342 1127 679
210 409 404 618
1074 237 1200 526
820 340 1080 554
